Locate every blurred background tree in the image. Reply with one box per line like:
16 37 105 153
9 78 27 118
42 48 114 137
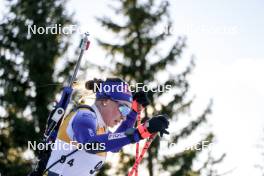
96 0 224 175
0 0 75 175
255 129 264 176
0 0 225 175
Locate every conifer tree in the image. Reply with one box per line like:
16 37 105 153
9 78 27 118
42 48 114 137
97 0 219 175
0 0 74 175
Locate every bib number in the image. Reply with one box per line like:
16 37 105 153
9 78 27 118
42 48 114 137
89 161 103 174
67 158 75 167
59 155 75 167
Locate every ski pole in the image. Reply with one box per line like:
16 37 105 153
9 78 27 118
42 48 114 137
128 133 157 176
135 105 141 176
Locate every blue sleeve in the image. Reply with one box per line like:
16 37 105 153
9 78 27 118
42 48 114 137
114 110 137 133
72 110 141 153
110 110 138 152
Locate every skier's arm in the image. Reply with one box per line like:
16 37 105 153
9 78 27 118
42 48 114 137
114 110 137 133
110 110 137 152
72 110 141 153
114 91 150 133
111 91 150 152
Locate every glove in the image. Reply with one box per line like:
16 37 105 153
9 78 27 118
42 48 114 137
137 114 170 138
147 115 169 137
132 91 150 112
133 91 150 107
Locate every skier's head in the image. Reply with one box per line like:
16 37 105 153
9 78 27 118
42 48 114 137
86 78 132 127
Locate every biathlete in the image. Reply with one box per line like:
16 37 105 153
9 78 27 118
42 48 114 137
46 78 170 176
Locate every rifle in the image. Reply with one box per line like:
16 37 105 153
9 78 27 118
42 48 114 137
28 33 90 176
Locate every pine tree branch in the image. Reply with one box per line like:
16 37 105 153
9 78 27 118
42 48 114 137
161 133 214 174
173 101 212 144
149 37 186 73
96 17 128 33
